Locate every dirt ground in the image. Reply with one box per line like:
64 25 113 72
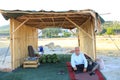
0 35 120 80
38 35 120 56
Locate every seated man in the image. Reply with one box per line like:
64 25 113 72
70 47 99 75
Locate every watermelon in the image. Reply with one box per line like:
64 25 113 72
42 59 46 63
47 58 52 63
52 58 57 63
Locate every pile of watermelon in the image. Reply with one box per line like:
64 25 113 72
39 54 60 63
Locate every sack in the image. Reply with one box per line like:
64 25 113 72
96 58 105 70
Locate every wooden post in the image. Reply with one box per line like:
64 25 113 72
78 29 80 47
91 19 96 60
10 18 14 70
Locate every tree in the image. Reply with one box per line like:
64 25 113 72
98 21 120 35
106 27 114 35
42 28 62 38
63 32 71 37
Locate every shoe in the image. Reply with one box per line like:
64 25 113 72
57 70 65 75
89 72 95 76
75 71 80 74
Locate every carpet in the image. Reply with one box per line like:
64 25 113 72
66 62 106 80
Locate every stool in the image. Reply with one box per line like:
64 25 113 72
23 59 39 68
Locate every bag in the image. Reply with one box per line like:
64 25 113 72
96 58 105 70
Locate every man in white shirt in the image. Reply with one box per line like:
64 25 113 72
70 47 99 75
71 47 88 73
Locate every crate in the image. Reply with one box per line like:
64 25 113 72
23 59 39 68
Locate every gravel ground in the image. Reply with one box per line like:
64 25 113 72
0 48 11 71
98 55 120 80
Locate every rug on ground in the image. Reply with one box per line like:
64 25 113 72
66 62 106 80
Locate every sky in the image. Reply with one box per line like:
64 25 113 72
0 0 120 26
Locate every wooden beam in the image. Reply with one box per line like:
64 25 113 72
39 18 46 26
26 21 73 25
80 17 91 27
19 16 66 19
34 24 74 28
52 18 55 26
12 19 29 33
65 17 93 39
34 18 46 28
59 18 66 27
18 15 88 19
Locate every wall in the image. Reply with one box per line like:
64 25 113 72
78 18 96 60
10 18 38 70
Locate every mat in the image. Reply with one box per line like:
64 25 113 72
66 62 106 80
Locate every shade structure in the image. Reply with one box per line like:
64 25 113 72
0 9 104 70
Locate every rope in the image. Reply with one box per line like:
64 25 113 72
108 35 120 51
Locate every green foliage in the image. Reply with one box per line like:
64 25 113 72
63 32 71 37
42 28 62 38
41 28 72 38
106 27 114 35
99 21 120 35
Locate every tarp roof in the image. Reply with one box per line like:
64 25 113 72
0 9 104 29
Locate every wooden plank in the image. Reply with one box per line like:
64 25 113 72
23 65 38 68
10 19 38 70
23 59 38 68
65 17 93 39
26 21 70 24
12 19 29 33
23 61 38 64
52 17 55 26
91 20 96 60
10 18 14 70
23 62 38 65
18 15 88 19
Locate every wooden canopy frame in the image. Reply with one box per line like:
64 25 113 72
0 9 103 70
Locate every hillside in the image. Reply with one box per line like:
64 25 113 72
0 24 9 35
0 21 120 35
102 21 120 28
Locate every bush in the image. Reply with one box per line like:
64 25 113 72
106 27 114 35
